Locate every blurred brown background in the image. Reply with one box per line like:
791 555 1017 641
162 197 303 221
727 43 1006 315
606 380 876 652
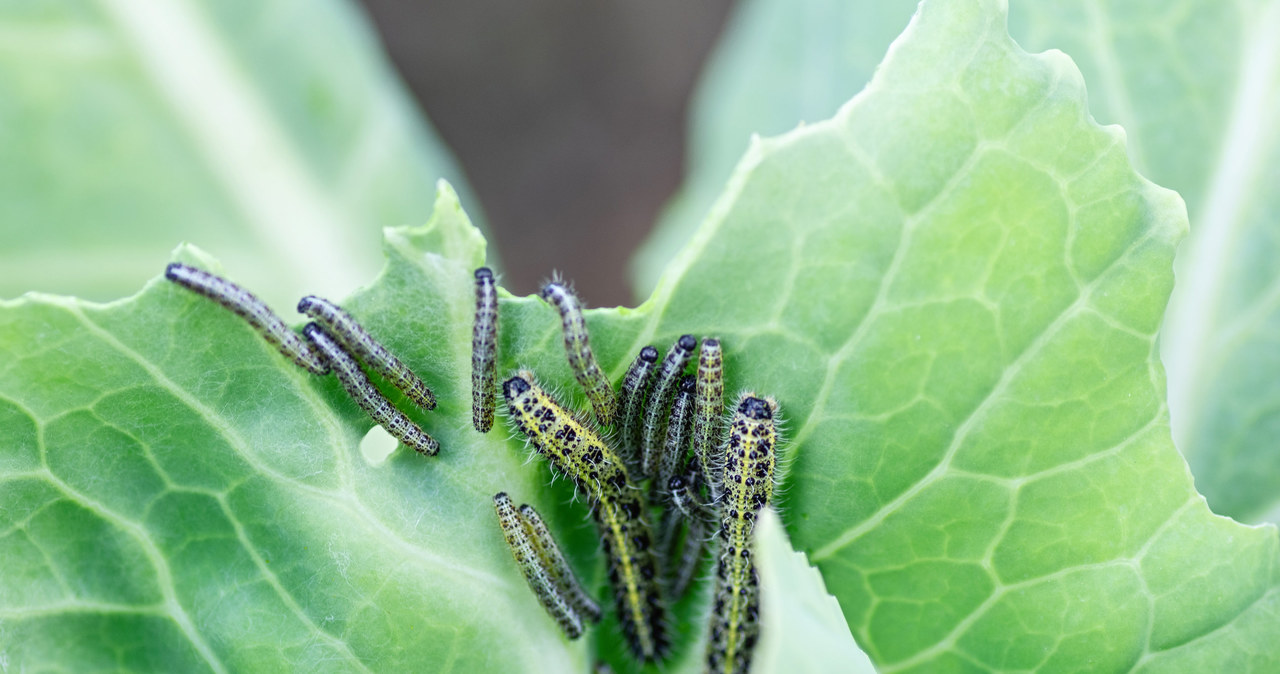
359 0 737 307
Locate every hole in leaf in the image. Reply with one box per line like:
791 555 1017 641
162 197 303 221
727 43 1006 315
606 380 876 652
360 426 398 465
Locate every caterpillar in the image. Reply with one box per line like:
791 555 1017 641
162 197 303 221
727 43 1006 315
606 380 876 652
539 280 616 426
706 394 778 674
164 262 328 375
663 471 711 599
693 337 724 492
297 295 437 412
615 345 660 468
493 492 583 639
502 372 668 662
471 267 499 432
656 374 696 497
641 335 697 478
302 323 439 456
518 502 602 624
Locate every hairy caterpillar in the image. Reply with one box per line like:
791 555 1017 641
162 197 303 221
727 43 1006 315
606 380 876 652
539 281 616 426
693 337 724 491
518 502 602 624
707 394 778 674
494 492 583 639
615 345 660 467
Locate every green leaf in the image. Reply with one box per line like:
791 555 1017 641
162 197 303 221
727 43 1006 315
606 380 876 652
1005 0 1280 524
4 0 1280 672
0 0 475 309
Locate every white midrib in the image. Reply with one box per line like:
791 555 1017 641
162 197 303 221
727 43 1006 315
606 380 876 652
1163 1 1280 452
95 0 366 299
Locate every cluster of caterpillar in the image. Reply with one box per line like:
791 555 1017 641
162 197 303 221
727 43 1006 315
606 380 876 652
496 279 778 673
165 263 440 455
165 262 779 673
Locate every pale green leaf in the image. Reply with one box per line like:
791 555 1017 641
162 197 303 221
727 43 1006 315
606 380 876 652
1006 0 1280 524
0 0 475 309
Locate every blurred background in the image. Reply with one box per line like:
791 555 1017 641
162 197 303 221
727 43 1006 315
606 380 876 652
361 0 735 306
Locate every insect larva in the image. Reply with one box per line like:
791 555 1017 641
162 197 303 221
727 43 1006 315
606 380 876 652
494 492 584 640
594 494 668 662
666 472 709 599
518 502 602 624
539 281 617 426
164 262 328 375
502 371 630 501
472 267 499 433
303 324 439 456
615 346 660 467
693 337 724 491
706 394 778 674
641 335 697 479
656 375 696 497
297 295 437 412
502 372 668 661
